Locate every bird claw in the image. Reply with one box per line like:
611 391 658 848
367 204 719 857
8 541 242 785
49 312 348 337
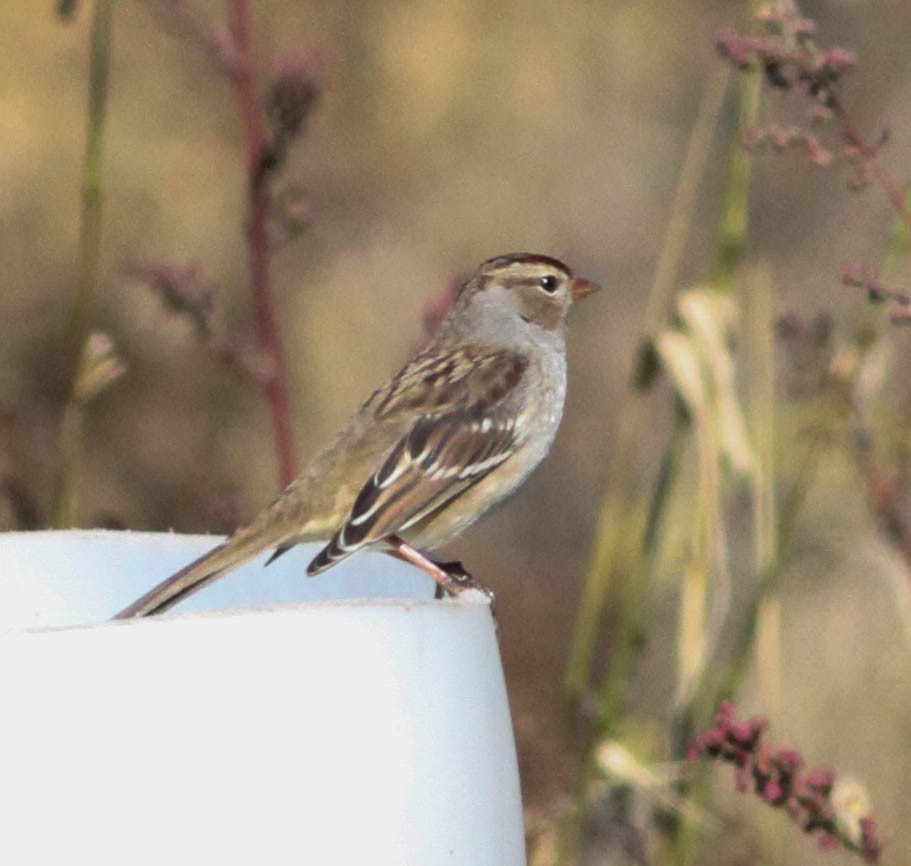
435 559 472 586
434 559 498 628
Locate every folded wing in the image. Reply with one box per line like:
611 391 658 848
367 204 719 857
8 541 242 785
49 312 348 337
307 348 528 574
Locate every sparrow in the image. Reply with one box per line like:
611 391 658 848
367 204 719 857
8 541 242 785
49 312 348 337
114 252 599 618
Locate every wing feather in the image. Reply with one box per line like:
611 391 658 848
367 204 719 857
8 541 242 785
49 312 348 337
307 349 527 575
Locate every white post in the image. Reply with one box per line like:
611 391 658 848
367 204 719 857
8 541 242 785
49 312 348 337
0 531 526 866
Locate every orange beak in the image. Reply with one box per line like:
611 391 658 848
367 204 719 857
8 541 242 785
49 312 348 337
571 276 601 301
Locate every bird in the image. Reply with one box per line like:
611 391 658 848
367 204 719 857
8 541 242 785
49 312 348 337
113 252 599 619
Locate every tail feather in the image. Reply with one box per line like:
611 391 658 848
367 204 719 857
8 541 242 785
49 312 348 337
306 531 356 576
113 535 279 619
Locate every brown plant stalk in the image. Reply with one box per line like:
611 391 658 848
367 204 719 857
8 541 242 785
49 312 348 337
226 0 298 486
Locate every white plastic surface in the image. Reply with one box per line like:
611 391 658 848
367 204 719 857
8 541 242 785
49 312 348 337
0 531 526 866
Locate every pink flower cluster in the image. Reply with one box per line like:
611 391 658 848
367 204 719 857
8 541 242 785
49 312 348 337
841 263 911 325
714 23 855 103
689 702 882 863
742 124 833 167
713 4 884 192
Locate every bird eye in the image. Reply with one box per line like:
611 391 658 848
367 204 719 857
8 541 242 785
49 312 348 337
539 275 558 293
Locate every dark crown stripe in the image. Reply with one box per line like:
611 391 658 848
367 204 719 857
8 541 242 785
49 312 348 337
479 252 572 276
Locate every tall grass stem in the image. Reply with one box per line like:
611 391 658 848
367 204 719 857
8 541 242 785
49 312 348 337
53 0 114 528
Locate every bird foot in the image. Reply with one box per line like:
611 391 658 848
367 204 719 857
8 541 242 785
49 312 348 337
433 560 497 625
386 537 497 625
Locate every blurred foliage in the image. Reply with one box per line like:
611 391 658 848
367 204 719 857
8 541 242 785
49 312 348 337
4 1 911 864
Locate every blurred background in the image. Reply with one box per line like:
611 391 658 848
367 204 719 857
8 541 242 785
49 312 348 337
3 1 911 863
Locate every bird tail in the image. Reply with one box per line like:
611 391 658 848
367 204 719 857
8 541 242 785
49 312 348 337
305 530 356 577
112 532 281 620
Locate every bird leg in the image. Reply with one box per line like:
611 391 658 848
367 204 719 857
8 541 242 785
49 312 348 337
386 535 496 609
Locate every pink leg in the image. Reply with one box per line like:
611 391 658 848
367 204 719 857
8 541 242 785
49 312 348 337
386 535 494 604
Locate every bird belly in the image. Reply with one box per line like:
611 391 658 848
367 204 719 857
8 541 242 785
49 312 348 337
403 371 566 550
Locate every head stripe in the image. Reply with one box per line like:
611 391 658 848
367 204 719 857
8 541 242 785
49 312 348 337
479 252 572 277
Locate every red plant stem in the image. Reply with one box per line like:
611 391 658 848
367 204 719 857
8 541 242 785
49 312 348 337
835 104 911 232
226 0 298 487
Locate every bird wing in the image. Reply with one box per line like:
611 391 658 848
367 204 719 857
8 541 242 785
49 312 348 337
307 347 528 574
